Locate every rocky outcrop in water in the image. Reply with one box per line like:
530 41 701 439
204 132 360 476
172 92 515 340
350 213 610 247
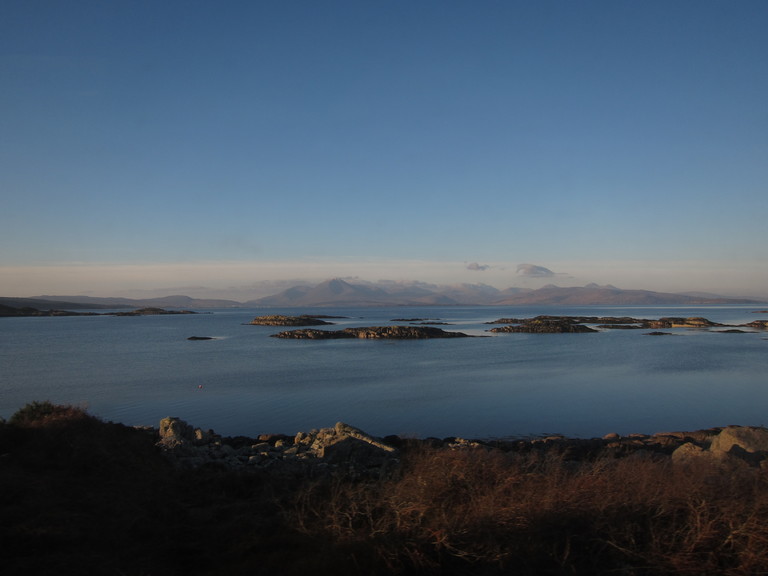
248 315 336 326
487 316 643 325
111 307 197 316
486 315 768 333
488 317 598 333
271 325 472 339
644 317 723 328
270 328 353 339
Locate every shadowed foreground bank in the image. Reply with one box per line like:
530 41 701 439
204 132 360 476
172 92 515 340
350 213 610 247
3 403 768 575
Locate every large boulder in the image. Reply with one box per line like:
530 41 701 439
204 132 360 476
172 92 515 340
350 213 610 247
157 417 213 449
158 417 195 444
710 426 768 463
671 442 718 464
671 426 768 467
296 422 399 466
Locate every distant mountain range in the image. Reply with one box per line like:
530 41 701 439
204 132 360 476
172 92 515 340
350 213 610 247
247 279 762 307
2 279 761 311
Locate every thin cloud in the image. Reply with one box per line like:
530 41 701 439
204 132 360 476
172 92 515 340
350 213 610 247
466 262 490 271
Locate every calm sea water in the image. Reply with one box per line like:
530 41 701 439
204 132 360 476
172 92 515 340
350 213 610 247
1 306 766 439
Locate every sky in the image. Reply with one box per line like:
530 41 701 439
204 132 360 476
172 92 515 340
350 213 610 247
1 0 767 300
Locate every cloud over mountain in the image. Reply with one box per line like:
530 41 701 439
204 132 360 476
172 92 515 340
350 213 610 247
516 263 556 277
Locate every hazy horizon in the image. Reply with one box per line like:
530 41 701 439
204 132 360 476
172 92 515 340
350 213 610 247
2 2 766 301
3 259 767 302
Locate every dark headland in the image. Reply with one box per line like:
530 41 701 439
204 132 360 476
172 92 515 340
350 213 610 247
0 304 197 317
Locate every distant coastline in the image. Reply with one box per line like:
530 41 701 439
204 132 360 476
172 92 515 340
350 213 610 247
0 304 197 318
1 280 765 312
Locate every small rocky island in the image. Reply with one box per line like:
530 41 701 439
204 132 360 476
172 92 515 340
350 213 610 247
488 317 599 333
272 325 472 339
486 315 768 333
248 314 337 326
111 307 197 316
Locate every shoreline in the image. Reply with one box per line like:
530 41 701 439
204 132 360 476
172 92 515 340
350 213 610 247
9 402 768 471
150 415 768 473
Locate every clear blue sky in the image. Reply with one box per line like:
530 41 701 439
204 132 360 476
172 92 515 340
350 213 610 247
2 0 767 298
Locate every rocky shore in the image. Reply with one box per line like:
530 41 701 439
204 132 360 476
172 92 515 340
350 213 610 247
153 416 768 475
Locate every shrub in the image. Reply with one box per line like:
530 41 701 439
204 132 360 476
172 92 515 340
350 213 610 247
292 445 768 575
8 400 91 428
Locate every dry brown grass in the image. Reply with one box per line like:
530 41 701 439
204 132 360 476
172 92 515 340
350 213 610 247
293 445 768 575
4 403 768 575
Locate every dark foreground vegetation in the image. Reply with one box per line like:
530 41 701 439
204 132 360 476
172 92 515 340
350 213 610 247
3 403 768 575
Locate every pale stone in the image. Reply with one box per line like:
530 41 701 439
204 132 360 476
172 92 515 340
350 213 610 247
158 417 195 442
671 442 706 463
710 426 768 458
